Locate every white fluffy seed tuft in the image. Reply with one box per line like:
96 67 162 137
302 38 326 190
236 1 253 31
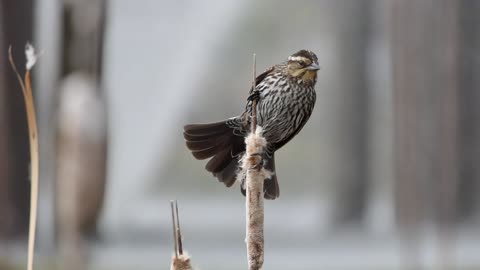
238 126 273 190
25 43 42 70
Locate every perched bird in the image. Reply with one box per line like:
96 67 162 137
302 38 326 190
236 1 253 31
184 50 319 199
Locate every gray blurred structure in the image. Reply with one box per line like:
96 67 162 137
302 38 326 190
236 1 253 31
364 0 395 233
458 0 480 221
0 0 11 239
54 1 108 269
328 0 370 225
391 1 467 269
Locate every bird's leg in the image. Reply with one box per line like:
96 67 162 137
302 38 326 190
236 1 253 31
248 152 263 170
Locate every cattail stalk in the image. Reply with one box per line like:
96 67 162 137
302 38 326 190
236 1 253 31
244 53 267 270
170 200 193 270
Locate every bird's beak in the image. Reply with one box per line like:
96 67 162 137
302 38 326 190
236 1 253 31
306 63 320 71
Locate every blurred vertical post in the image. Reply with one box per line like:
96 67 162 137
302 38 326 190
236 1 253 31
391 0 459 269
391 2 423 268
434 2 459 269
364 0 395 234
326 0 370 225
55 0 107 268
458 0 480 221
0 0 13 239
0 0 33 238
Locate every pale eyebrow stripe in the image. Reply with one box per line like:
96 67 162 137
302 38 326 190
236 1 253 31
288 56 309 62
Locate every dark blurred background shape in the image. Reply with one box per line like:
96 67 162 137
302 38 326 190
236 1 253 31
458 0 480 222
0 0 479 269
0 0 33 239
392 1 460 269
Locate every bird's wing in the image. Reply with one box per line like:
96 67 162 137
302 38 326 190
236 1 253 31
271 115 308 151
247 66 275 99
241 66 276 133
244 66 275 112
272 92 316 151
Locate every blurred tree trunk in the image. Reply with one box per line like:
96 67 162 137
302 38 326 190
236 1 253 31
364 0 395 233
0 0 13 238
392 0 460 224
458 0 480 221
0 0 33 237
329 0 370 224
392 0 480 233
392 0 460 269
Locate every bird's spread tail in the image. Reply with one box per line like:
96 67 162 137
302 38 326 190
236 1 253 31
184 119 280 199
184 120 244 187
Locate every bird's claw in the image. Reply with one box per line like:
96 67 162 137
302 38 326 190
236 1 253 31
248 152 263 170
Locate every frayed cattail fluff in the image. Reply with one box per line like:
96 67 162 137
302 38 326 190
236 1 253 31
243 126 269 270
170 253 193 270
239 127 273 180
25 43 41 70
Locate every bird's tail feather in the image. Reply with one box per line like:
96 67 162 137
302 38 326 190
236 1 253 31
184 119 279 199
184 120 244 187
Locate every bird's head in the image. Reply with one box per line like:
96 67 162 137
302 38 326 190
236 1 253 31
285 49 320 85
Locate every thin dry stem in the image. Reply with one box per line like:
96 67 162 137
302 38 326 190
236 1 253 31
170 201 178 258
174 200 183 255
9 44 39 270
251 53 257 133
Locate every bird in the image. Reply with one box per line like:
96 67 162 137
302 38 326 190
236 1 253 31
183 49 319 200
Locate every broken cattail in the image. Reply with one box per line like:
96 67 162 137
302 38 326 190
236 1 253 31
170 200 193 270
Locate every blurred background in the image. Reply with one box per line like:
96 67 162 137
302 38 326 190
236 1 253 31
0 0 479 269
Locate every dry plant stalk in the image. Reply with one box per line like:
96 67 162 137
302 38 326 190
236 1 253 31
244 129 267 270
170 200 193 270
170 254 193 270
8 43 40 270
243 53 270 270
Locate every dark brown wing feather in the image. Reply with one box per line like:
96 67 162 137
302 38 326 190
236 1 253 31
247 66 275 98
253 66 275 92
271 94 316 151
184 120 245 187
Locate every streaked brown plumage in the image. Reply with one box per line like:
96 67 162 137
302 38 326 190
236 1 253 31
184 49 319 199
